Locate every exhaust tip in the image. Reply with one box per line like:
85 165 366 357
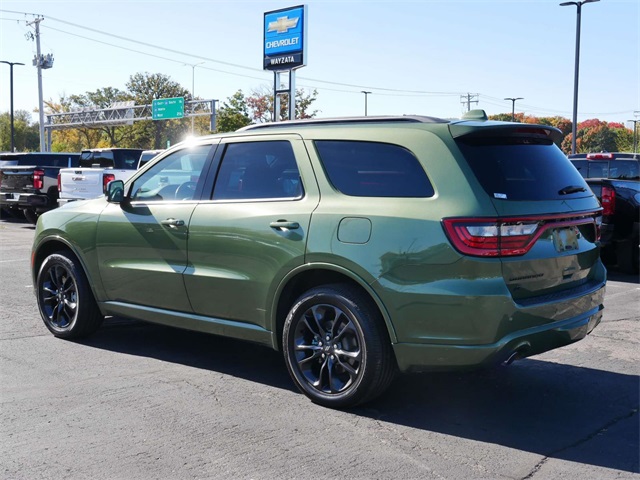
501 345 530 366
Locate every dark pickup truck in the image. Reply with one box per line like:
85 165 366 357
570 153 639 273
0 152 80 223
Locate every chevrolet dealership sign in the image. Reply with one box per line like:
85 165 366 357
263 5 307 71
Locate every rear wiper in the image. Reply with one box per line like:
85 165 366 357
559 185 587 195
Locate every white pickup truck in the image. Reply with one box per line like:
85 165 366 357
57 148 163 206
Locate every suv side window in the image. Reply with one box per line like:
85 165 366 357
314 140 434 197
213 141 303 200
129 145 212 202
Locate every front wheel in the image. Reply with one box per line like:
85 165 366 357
36 252 104 339
283 284 396 408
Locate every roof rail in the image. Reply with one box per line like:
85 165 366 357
238 115 449 131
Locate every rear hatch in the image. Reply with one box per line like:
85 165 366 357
58 168 104 200
1 167 37 194
448 123 603 303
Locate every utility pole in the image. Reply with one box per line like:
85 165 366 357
504 97 524 122
0 61 25 152
27 17 53 152
460 93 479 112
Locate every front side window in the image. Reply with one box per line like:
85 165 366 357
314 140 434 197
129 145 212 202
213 141 302 200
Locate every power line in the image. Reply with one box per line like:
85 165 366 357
1 9 635 116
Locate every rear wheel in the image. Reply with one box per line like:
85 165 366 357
23 208 38 225
617 237 639 274
36 252 104 339
283 284 396 408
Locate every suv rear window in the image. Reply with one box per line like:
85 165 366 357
314 141 434 197
457 138 591 201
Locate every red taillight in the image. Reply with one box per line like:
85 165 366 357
57 173 61 192
443 219 540 257
586 153 614 160
33 169 44 190
601 186 616 216
443 214 600 257
103 173 116 194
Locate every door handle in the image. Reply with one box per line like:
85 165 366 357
161 218 185 228
270 220 300 231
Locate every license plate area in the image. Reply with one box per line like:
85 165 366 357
553 226 580 252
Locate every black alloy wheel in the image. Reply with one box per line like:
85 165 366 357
283 284 396 408
37 252 103 339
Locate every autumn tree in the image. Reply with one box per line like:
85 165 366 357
561 119 634 154
246 86 319 123
66 87 134 147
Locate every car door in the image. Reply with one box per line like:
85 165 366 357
185 135 319 330
96 142 216 311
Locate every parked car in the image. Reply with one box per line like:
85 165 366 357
31 113 606 408
0 152 80 223
57 148 143 206
586 178 639 273
569 152 639 272
569 152 639 180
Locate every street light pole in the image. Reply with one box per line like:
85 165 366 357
0 60 25 152
560 0 599 155
504 97 524 122
185 62 204 134
361 91 371 116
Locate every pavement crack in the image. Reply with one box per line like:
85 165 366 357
521 407 639 479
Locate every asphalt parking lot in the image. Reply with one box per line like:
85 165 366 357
1 217 638 480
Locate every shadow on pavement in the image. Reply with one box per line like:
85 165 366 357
81 317 639 474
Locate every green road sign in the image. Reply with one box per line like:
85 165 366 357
152 97 184 120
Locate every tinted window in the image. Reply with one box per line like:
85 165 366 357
15 153 79 167
608 160 639 180
457 139 591 201
80 151 113 168
213 141 302 200
130 145 211 202
314 141 434 197
113 150 143 169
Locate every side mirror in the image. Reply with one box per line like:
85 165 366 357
106 180 125 203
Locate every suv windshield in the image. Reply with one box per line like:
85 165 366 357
457 139 591 201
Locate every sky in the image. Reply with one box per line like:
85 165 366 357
0 0 638 128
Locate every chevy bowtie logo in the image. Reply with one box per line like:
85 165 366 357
268 15 299 34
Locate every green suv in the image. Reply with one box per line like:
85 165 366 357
31 113 606 408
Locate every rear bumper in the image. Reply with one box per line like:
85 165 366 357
393 304 603 372
0 192 50 210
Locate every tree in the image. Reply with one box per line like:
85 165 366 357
246 86 319 123
0 110 40 152
561 119 633 154
216 90 252 133
66 87 134 147
126 72 192 149
45 97 104 151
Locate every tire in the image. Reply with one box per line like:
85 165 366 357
617 238 639 274
36 252 104 339
23 208 38 225
283 284 396 408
